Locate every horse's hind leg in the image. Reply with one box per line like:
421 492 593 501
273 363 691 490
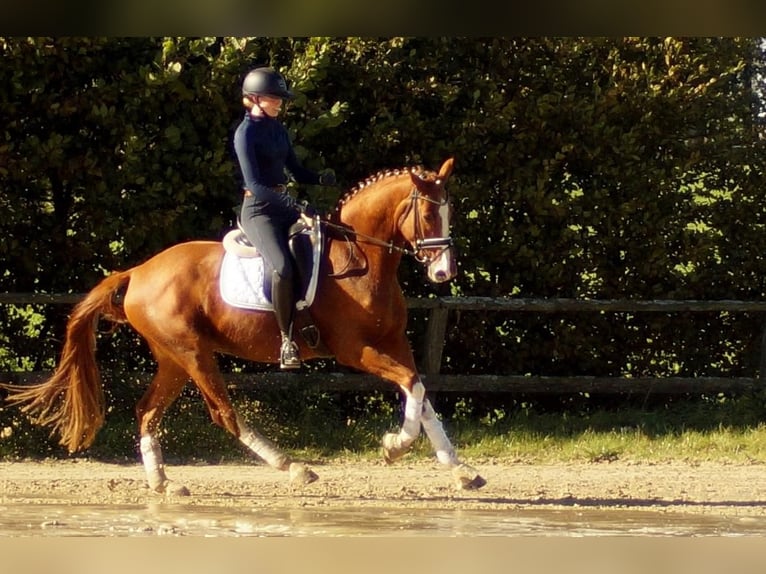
235 413 318 485
136 357 190 495
186 355 318 486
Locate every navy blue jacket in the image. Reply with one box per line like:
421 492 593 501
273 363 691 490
233 112 319 212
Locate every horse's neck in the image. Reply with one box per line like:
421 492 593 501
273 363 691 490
327 178 409 282
336 178 408 240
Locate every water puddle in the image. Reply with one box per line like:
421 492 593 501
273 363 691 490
2 502 765 537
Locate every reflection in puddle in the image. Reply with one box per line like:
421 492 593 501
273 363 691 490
1 502 766 537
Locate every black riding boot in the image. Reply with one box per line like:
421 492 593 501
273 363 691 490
271 270 300 369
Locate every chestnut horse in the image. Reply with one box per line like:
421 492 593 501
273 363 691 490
4 157 485 494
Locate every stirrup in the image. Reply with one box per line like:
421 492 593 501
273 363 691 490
280 338 301 370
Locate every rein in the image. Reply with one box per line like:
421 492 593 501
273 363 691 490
321 220 414 256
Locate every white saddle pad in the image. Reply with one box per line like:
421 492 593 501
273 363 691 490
218 223 323 312
219 252 273 311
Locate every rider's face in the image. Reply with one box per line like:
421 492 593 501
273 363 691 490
256 95 283 118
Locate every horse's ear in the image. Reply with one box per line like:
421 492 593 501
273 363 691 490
438 157 454 181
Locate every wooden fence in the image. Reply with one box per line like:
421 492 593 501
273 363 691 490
2 293 766 395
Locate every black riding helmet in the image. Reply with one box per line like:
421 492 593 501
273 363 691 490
241 67 294 100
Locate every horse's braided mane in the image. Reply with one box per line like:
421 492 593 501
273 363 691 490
331 165 431 215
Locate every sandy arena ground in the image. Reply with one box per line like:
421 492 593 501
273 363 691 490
1 457 765 517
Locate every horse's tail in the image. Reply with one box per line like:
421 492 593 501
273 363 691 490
3 270 132 453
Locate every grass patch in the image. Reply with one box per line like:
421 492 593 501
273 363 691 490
449 424 766 464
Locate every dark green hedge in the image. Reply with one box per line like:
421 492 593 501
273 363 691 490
1 37 765 381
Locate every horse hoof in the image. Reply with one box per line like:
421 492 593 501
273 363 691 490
166 481 191 496
452 464 487 490
458 474 487 490
381 432 406 464
150 479 191 496
289 462 319 485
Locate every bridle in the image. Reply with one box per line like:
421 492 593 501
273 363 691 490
402 188 454 265
321 186 454 267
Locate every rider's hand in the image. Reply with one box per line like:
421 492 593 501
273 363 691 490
297 199 317 218
281 193 298 209
299 213 314 228
319 171 336 186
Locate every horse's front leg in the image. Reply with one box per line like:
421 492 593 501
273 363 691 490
421 397 486 490
381 379 426 463
338 338 486 490
381 379 485 490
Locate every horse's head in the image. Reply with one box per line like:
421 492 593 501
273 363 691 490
330 157 458 284
399 158 457 283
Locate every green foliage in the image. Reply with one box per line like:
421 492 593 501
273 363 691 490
2 37 766 437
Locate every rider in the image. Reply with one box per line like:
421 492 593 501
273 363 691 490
233 66 335 370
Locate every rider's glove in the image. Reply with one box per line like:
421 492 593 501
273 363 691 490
318 171 336 186
297 200 317 217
